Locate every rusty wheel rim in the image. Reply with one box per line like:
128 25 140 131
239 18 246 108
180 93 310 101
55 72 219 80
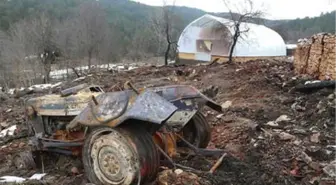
90 130 139 185
98 146 123 180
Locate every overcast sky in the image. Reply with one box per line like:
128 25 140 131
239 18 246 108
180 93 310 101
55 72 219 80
133 0 336 20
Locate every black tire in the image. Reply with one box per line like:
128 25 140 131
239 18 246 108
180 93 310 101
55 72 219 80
178 111 211 148
118 124 160 183
82 125 159 185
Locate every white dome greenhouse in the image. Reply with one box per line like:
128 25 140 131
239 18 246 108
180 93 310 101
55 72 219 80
177 14 286 62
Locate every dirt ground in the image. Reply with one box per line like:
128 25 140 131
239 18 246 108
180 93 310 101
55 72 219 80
0 59 335 185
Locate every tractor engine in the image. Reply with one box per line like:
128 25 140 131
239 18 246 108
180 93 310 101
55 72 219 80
39 116 75 136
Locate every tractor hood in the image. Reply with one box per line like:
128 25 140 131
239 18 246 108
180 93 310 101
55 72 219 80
26 91 103 116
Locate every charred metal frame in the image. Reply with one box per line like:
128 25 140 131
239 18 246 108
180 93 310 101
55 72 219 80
25 83 222 157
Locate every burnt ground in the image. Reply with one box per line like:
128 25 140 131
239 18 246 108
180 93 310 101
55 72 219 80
0 59 335 185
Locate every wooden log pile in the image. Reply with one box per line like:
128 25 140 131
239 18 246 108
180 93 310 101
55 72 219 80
294 33 336 80
294 38 311 74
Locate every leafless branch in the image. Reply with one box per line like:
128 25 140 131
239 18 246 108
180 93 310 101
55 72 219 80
222 0 265 63
149 0 180 65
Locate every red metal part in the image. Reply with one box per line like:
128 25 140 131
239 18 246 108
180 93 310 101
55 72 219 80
153 131 177 158
50 130 85 156
53 130 85 141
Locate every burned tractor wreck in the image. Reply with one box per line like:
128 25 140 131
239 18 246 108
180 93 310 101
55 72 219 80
21 82 222 185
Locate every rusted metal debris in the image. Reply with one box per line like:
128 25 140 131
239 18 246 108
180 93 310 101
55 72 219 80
24 82 223 185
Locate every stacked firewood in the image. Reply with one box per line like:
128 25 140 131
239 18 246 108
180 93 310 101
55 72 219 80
294 33 336 80
294 38 311 74
320 34 336 80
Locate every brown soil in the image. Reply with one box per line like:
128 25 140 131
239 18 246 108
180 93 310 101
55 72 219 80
0 59 334 185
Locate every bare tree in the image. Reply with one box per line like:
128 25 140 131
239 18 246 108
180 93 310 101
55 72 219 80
1 21 38 87
74 1 109 69
98 30 119 64
0 31 15 88
223 0 264 63
53 18 83 78
0 14 57 84
150 13 167 59
151 0 180 65
27 14 57 83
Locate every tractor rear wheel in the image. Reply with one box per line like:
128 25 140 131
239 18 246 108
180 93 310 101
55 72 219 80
178 111 211 148
82 125 159 185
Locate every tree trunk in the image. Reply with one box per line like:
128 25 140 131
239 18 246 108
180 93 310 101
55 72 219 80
44 68 50 84
164 12 171 66
71 67 81 78
88 50 92 69
228 24 240 64
165 43 170 65
66 60 69 79
0 74 8 91
228 34 238 63
43 59 51 84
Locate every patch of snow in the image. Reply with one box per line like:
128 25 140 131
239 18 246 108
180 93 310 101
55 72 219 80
51 82 62 88
24 55 38 60
49 63 144 79
30 84 52 90
0 173 46 183
72 76 86 82
28 173 46 180
128 66 138 70
168 60 176 64
0 176 25 183
0 125 17 138
8 89 15 95
297 38 311 45
286 44 297 49
327 145 336 149
305 80 321 85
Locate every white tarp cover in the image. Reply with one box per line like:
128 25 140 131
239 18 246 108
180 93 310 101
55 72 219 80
178 14 286 57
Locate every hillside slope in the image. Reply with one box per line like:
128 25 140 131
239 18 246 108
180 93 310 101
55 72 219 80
0 0 334 42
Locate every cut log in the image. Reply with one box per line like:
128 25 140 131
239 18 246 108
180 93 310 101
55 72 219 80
295 80 335 92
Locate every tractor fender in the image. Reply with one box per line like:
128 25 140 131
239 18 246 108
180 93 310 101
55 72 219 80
146 85 222 129
67 90 178 130
149 85 222 112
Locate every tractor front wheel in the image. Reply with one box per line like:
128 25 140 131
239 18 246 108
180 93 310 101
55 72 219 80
82 125 159 185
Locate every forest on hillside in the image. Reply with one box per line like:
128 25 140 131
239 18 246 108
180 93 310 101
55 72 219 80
0 0 334 87
271 12 336 43
0 0 183 87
